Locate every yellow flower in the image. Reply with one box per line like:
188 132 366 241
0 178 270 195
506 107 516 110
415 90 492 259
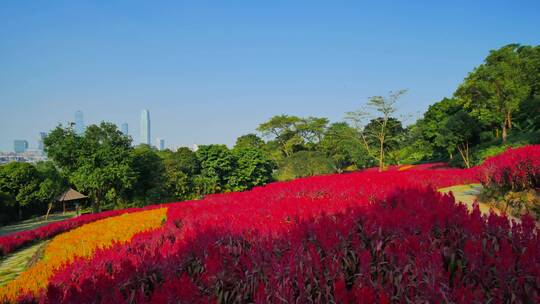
398 165 415 171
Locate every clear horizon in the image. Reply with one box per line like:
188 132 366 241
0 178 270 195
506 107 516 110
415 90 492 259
1 1 539 152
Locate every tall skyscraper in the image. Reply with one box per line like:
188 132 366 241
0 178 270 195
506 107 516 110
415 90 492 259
156 138 165 151
14 140 28 153
38 132 47 151
121 123 129 136
74 110 85 135
140 109 151 145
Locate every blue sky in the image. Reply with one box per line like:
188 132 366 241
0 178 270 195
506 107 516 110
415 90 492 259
1 1 539 152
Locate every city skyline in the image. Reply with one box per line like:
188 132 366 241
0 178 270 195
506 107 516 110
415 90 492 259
13 140 28 153
1 1 539 152
2 109 179 153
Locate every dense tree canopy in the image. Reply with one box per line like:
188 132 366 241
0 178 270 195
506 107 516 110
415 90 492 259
45 122 136 212
228 147 275 191
320 122 369 172
257 115 303 157
0 161 66 223
234 134 265 150
130 145 169 205
456 44 532 142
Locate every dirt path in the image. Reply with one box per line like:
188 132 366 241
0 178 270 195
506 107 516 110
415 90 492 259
0 212 75 236
438 184 526 225
438 184 494 215
0 241 46 286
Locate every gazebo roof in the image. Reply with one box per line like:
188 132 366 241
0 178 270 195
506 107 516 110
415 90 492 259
57 188 87 202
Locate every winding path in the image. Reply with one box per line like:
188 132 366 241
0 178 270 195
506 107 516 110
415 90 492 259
438 183 493 215
0 242 46 286
0 212 75 236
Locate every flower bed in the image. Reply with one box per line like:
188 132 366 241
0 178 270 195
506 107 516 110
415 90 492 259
478 145 540 218
479 145 540 192
0 208 166 302
0 205 164 257
10 166 519 303
33 185 538 303
13 157 540 303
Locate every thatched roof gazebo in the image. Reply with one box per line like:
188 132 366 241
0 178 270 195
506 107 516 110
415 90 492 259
57 188 87 202
45 188 88 219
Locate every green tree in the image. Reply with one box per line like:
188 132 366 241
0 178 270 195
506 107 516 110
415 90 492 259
515 45 540 131
234 134 265 150
228 147 275 191
515 96 540 131
35 161 67 219
415 98 463 160
388 124 432 164
43 123 83 173
320 122 368 172
168 147 201 175
517 45 540 100
456 44 531 142
0 162 42 219
257 115 303 157
275 151 334 180
346 89 407 170
439 110 481 168
130 145 169 206
363 117 404 151
0 191 16 224
161 147 201 200
45 122 136 212
297 117 329 148
195 145 234 194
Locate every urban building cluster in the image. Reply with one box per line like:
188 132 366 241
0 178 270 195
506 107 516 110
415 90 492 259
1 109 181 164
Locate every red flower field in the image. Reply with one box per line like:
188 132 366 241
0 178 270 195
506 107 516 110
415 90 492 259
3 146 540 303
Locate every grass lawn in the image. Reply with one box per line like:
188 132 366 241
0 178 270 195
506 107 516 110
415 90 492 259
0 212 76 237
0 241 47 286
0 213 79 286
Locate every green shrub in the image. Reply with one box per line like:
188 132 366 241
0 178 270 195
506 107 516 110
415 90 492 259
471 131 540 165
275 151 334 181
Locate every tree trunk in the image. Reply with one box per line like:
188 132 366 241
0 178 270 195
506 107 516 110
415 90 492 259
379 138 385 171
506 111 512 130
45 202 53 220
457 142 471 168
495 128 499 139
93 197 100 213
359 133 372 157
502 122 507 143
283 145 291 157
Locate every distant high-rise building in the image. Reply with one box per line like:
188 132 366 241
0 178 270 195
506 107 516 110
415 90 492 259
191 144 199 152
74 110 85 135
121 123 128 136
140 109 151 145
14 140 29 153
38 132 47 151
156 138 165 151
